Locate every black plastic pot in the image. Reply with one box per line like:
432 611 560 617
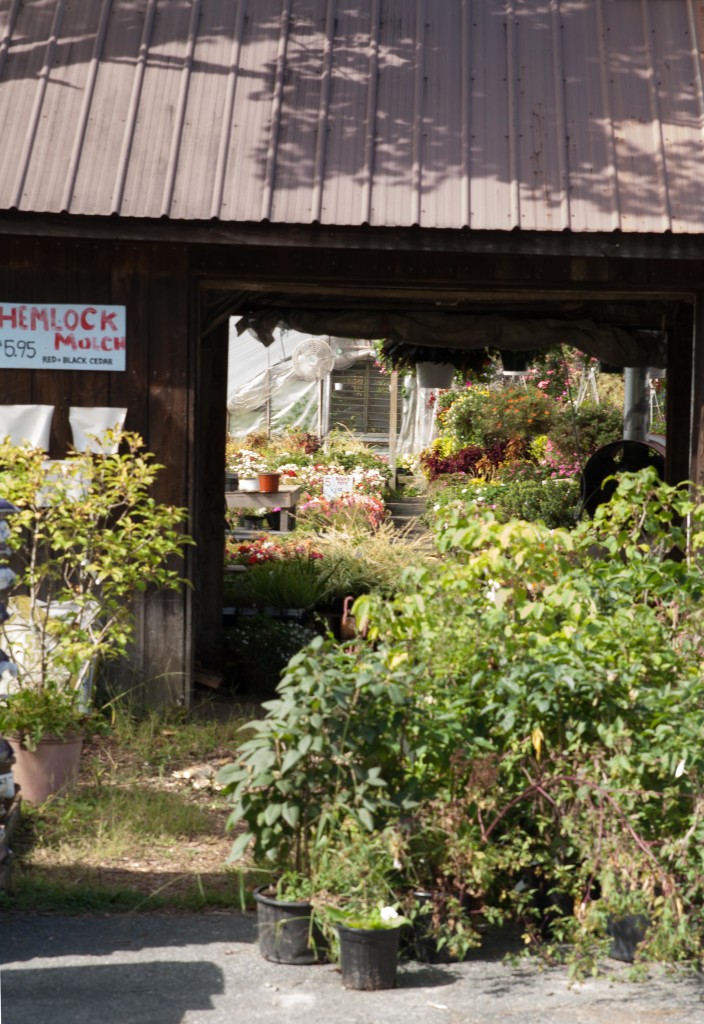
253 886 325 965
336 923 400 990
607 913 650 962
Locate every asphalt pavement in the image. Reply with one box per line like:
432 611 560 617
1 910 703 1024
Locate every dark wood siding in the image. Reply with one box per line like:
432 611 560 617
0 238 194 706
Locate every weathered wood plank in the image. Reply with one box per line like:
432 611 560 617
194 316 228 671
140 244 192 707
690 297 704 490
666 303 694 487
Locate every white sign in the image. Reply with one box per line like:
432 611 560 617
0 302 126 371
323 474 355 500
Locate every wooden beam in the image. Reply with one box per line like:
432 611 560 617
666 303 694 486
193 317 229 679
690 296 704 488
5 210 704 262
388 370 398 477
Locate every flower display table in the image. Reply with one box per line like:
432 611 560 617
225 486 301 532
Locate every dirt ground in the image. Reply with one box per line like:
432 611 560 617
13 693 253 903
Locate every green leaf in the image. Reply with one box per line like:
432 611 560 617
281 803 301 828
263 802 282 826
281 748 303 773
226 831 253 863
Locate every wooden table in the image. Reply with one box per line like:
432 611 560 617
225 486 301 532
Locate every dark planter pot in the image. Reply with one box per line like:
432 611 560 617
415 361 455 389
253 886 325 965
238 515 267 530
607 913 650 962
336 923 400 990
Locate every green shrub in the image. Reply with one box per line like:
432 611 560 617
445 386 554 448
550 401 624 463
221 470 704 972
427 477 580 529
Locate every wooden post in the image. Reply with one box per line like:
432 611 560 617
193 316 229 686
690 296 704 488
666 303 694 486
388 369 398 477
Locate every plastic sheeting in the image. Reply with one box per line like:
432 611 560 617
237 310 667 369
229 319 458 452
397 376 439 455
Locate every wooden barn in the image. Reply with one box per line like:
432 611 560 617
1 0 704 704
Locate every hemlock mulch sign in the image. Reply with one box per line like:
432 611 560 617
0 303 126 371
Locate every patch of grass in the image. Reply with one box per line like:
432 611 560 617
21 786 220 861
314 522 435 600
107 703 251 773
5 701 262 914
4 868 255 914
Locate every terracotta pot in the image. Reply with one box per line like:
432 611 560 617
258 473 281 493
9 735 83 803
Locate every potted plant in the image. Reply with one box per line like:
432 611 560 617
325 901 410 990
257 464 282 493
227 448 267 491
0 683 93 802
252 871 328 965
0 432 192 801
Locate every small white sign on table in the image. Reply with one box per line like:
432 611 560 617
0 302 126 371
323 475 355 500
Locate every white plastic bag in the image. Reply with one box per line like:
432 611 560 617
0 404 54 449
69 406 127 453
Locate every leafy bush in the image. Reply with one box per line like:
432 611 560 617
0 434 192 741
219 637 420 872
221 470 704 972
550 402 624 465
444 386 554 448
427 477 580 529
420 441 510 481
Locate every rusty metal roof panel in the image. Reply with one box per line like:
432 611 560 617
2 0 704 233
69 3 145 217
219 0 283 224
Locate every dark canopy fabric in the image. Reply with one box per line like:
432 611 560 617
237 310 667 369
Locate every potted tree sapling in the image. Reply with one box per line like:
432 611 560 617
0 431 193 802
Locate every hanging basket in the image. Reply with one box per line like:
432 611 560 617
415 362 455 389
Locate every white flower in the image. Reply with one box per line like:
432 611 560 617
393 857 402 870
379 906 399 922
486 579 501 604
675 758 687 779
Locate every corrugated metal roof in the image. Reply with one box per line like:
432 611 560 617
1 0 704 232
